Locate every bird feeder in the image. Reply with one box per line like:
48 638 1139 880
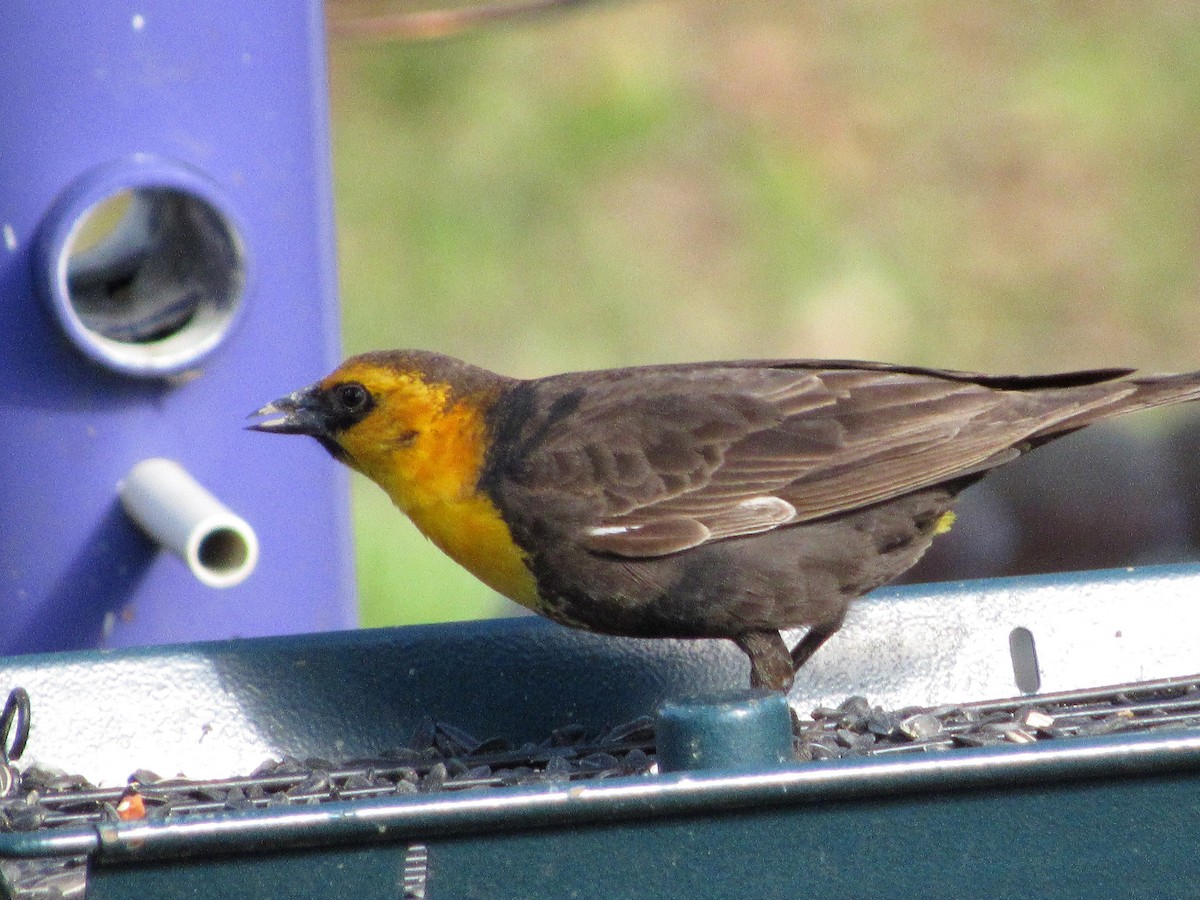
0 0 354 653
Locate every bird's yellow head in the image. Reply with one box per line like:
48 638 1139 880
249 350 510 514
251 350 538 606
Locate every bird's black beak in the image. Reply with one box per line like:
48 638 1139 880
247 385 329 438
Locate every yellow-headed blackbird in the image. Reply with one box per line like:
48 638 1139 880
250 352 1200 691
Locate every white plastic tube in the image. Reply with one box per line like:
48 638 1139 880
118 458 259 588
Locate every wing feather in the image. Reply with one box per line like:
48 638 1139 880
494 363 1136 559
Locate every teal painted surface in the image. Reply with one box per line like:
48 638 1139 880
87 844 412 900
657 690 794 773
81 771 1200 899
6 568 1200 897
426 774 1200 899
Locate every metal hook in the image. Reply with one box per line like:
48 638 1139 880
1 687 31 763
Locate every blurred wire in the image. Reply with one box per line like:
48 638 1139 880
330 0 606 41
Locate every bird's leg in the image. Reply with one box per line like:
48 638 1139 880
733 630 794 692
789 614 846 674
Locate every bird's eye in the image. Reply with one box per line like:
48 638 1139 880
334 382 370 412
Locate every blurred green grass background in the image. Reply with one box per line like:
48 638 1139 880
326 2 1200 628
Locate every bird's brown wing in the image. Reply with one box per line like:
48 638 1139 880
499 363 1137 558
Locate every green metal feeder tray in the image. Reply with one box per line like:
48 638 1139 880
4 565 1200 899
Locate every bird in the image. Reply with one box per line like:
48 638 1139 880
249 351 1200 692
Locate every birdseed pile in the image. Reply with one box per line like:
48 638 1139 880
4 674 1200 831
3 675 1200 898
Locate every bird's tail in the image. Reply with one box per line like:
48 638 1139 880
1030 370 1200 442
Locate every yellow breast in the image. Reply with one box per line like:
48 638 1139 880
340 384 541 611
405 489 541 609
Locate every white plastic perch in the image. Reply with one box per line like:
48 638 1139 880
118 458 259 588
